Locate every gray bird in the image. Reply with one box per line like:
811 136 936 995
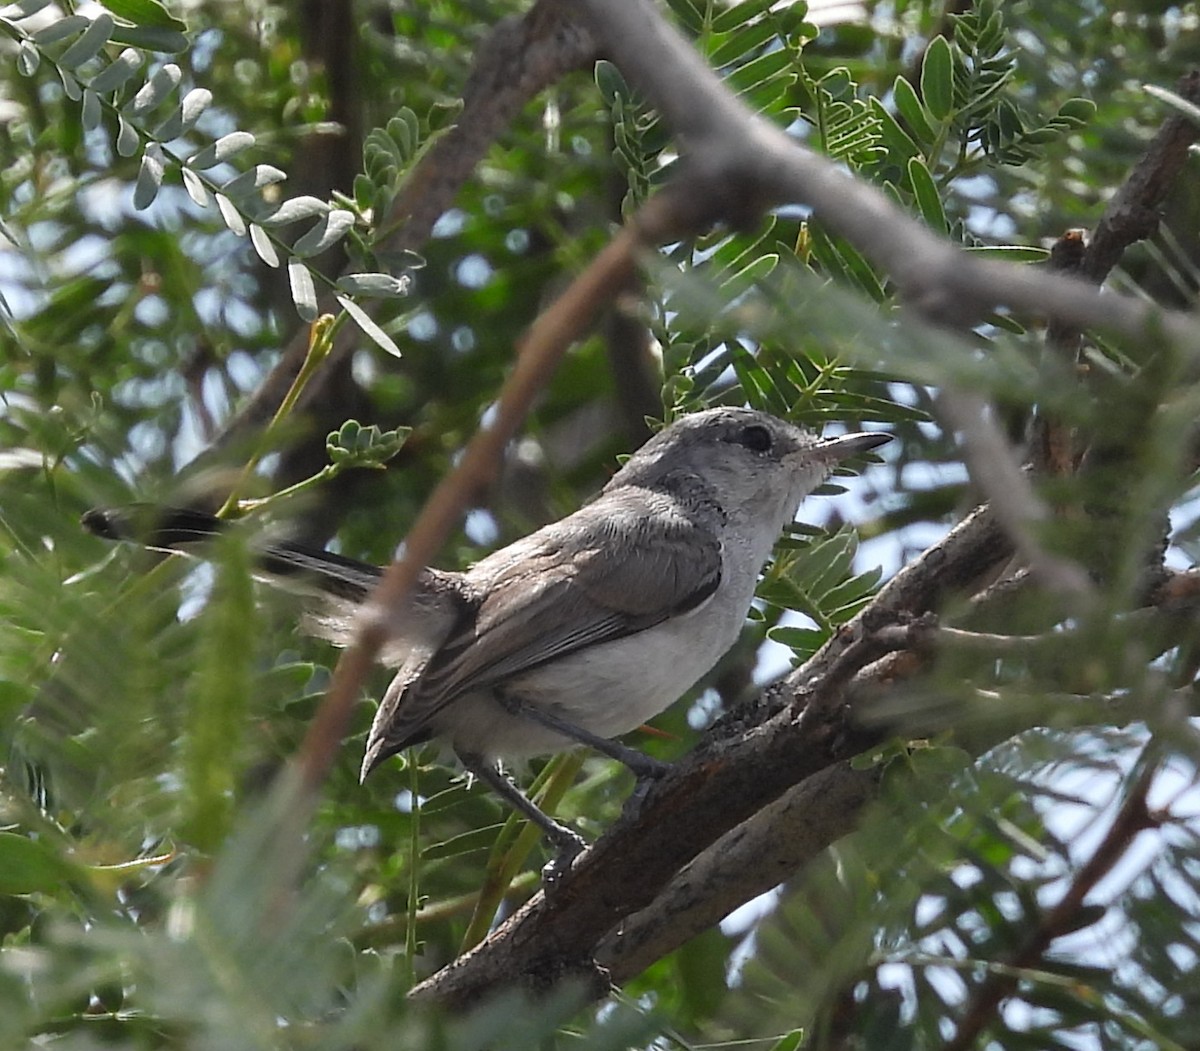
84 407 888 876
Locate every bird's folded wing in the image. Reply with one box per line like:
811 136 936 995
361 496 722 769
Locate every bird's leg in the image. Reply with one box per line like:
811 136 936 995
495 689 672 780
457 751 587 884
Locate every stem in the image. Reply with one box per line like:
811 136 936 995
217 315 338 519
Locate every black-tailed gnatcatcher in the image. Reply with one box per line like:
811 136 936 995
83 407 889 878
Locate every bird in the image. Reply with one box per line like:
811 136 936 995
83 406 889 877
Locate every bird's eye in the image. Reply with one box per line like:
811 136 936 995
738 423 773 452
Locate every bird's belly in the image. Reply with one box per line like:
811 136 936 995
437 591 747 760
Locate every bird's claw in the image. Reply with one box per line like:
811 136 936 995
541 831 587 889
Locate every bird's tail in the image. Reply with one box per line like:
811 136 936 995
82 504 384 603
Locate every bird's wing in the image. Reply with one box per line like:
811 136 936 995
360 490 722 775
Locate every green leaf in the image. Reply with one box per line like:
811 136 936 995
180 165 209 207
187 130 255 170
107 23 187 51
726 49 795 97
249 224 279 268
710 0 771 33
215 193 246 236
58 65 81 100
594 59 628 105
32 14 88 45
132 142 165 209
115 112 139 156
259 195 330 226
906 156 948 233
661 0 705 34
0 832 78 895
291 209 355 257
1055 96 1096 126
708 20 778 68
58 11 113 69
16 40 39 76
892 74 937 145
868 97 920 161
98 0 186 31
766 1028 805 1051
326 420 410 467
336 273 412 299
179 86 211 129
222 164 287 199
81 89 101 131
766 625 827 659
88 46 142 93
920 35 955 120
127 61 181 116
336 294 403 358
289 260 319 322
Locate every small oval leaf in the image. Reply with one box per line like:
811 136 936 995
892 74 937 144
98 0 187 31
249 224 279 267
128 62 181 116
215 193 246 235
258 195 330 226
336 294 402 358
289 260 319 321
58 11 114 69
335 272 411 299
179 86 211 130
187 130 255 170
81 88 102 131
133 142 166 209
116 113 139 156
17 40 40 76
221 164 287 199
291 209 355 257
108 24 188 52
906 157 947 233
181 166 209 207
32 14 89 45
89 47 142 93
920 35 955 120
58 66 82 101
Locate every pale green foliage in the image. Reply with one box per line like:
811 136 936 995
1 0 418 354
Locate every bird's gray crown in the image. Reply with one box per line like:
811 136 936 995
603 407 814 492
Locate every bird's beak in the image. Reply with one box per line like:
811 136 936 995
813 431 891 462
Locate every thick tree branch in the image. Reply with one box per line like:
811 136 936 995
596 762 881 981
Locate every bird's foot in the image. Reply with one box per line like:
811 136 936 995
541 829 588 889
625 755 673 819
